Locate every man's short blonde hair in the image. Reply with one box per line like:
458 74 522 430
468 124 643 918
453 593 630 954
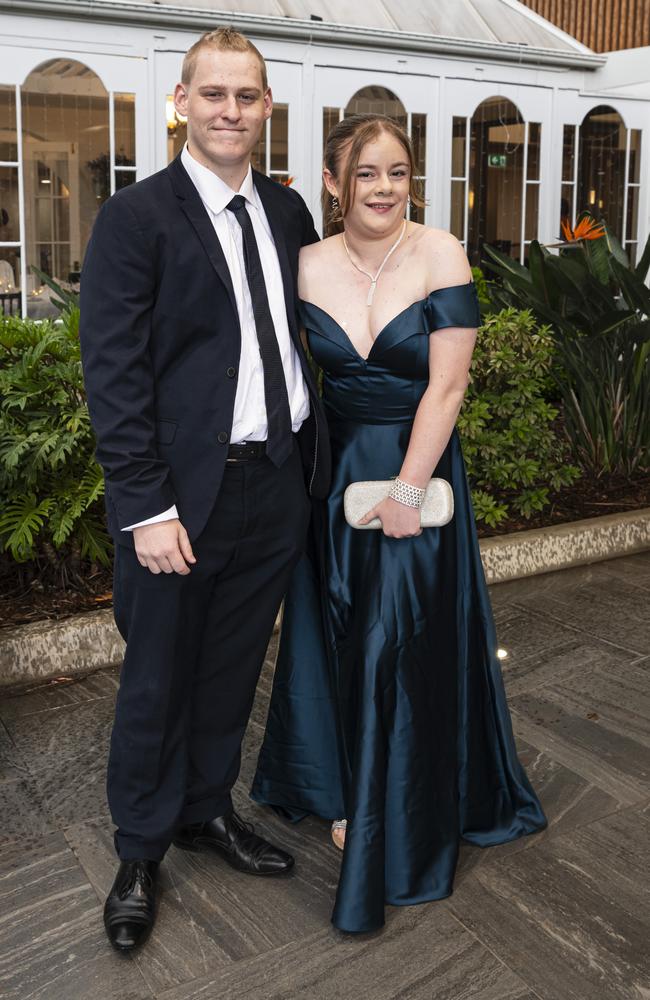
181 27 268 90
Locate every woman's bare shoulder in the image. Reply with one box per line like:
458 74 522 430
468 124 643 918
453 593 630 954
298 235 340 297
418 226 472 289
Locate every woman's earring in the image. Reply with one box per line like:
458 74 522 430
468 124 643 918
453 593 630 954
332 196 339 209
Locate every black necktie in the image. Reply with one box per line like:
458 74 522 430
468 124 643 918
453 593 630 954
226 194 293 467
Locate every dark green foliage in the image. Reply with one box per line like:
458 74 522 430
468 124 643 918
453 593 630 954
458 308 580 528
483 224 650 477
0 306 111 571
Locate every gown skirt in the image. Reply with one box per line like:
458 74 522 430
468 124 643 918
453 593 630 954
251 282 547 933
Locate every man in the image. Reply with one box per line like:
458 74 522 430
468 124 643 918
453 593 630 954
80 27 329 953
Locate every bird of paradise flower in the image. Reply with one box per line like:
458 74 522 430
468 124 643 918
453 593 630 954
560 215 605 242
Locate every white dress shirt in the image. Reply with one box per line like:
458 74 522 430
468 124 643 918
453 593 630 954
124 144 310 531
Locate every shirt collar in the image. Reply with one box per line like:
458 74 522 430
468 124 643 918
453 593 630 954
181 143 258 216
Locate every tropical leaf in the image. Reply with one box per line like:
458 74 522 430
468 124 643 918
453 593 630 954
0 495 54 560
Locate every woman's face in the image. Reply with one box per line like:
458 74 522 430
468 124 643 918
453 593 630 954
332 130 411 237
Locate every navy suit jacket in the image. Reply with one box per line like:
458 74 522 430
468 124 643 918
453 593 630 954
79 153 330 547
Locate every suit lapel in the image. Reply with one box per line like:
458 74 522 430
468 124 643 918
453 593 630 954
167 154 240 329
253 173 299 340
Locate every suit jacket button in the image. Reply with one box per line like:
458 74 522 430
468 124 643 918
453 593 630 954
226 366 236 378
217 431 228 444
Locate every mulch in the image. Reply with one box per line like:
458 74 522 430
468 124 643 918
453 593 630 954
1 472 648 631
474 470 650 537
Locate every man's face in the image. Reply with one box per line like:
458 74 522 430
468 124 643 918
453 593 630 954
174 48 272 175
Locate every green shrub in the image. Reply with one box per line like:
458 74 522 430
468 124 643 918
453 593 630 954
458 307 580 528
0 306 111 576
483 226 650 477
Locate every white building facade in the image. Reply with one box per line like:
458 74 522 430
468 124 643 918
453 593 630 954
1 0 648 317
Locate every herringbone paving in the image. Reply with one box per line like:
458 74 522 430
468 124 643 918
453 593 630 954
1 553 648 999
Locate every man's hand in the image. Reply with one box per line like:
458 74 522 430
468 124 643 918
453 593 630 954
133 519 196 575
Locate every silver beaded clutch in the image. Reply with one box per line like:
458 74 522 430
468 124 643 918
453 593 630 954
343 479 454 530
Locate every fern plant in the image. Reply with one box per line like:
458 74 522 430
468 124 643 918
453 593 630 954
0 306 111 574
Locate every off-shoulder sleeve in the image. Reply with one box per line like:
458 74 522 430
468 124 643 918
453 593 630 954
424 281 480 332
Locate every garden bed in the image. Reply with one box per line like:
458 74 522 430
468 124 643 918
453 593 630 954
1 471 648 630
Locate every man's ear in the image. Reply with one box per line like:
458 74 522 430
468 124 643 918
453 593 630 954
263 87 273 122
174 81 189 119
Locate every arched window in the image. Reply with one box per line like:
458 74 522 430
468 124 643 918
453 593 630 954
2 59 138 317
322 86 427 224
561 106 641 261
451 97 540 266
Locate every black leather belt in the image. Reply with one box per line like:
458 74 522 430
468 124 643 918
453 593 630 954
226 440 267 461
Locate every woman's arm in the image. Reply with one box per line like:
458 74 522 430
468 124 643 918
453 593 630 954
399 323 477 490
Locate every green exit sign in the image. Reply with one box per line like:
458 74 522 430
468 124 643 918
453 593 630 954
488 153 507 167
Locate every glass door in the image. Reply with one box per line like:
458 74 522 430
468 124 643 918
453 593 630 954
23 141 80 290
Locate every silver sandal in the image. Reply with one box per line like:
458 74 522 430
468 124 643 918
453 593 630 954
331 819 347 850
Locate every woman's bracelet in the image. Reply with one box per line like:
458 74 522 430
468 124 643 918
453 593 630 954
388 477 426 509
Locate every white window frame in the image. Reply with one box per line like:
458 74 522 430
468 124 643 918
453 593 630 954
0 84 26 316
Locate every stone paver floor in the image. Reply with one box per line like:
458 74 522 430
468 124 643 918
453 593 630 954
1 552 649 999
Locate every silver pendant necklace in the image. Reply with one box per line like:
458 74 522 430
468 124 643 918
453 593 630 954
342 220 407 306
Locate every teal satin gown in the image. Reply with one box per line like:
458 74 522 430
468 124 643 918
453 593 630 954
251 281 547 933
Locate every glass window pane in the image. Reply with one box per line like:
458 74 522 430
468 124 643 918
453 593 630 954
525 183 539 242
0 246 20 316
166 94 186 163
54 194 70 242
411 113 426 177
0 86 18 161
114 93 136 166
251 120 267 174
0 166 20 241
451 116 466 178
36 198 52 243
323 107 340 155
527 122 541 180
270 104 288 173
562 124 576 182
626 186 639 242
451 180 465 239
560 183 573 236
629 129 641 183
115 170 136 192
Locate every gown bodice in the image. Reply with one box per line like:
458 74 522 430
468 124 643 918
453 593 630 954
299 281 481 425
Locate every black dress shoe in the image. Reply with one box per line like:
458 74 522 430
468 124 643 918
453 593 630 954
173 809 294 876
103 859 159 953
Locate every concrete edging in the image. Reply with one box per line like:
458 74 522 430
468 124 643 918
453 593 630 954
2 506 649 688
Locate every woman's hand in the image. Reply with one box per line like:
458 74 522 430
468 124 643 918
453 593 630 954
358 496 422 538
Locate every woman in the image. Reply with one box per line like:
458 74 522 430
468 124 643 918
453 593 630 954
252 114 547 934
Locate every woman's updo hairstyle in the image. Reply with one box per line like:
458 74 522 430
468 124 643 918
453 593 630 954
321 113 425 237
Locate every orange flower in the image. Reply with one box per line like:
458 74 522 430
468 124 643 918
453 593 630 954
561 215 605 242
280 175 295 186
